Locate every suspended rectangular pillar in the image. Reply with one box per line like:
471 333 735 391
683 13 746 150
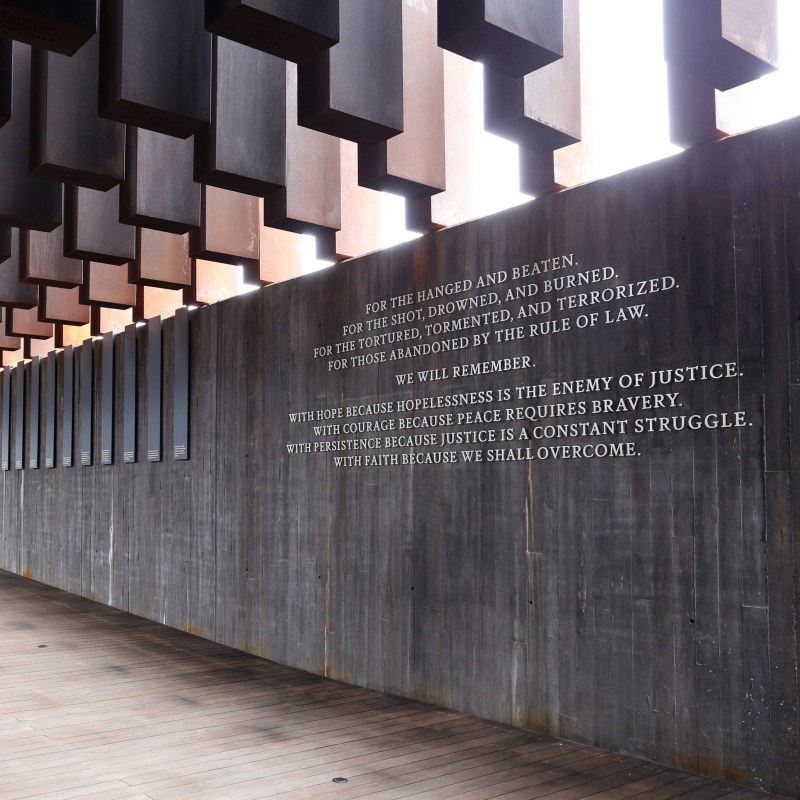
0 0 96 55
39 286 91 325
358 0 445 199
0 230 38 308
297 0 403 144
99 0 211 138
204 0 338 64
264 63 341 237
30 33 125 191
80 261 136 310
0 42 61 231
130 228 191 290
194 37 286 196
64 185 136 266
438 0 563 77
190 186 259 274
20 226 84 288
121 127 201 234
7 306 52 338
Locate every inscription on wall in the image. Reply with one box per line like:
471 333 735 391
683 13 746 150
286 254 749 465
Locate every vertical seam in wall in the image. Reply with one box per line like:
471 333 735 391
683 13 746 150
213 306 219 643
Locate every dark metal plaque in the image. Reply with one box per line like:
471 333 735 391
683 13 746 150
61 344 73 467
28 356 38 468
12 362 22 468
122 322 136 463
173 306 189 460
44 350 54 467
100 331 113 465
146 316 161 462
0 366 8 470
79 339 92 466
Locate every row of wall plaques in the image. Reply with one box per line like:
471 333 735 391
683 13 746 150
0 310 189 471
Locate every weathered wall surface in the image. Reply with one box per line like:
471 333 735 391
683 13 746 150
1 118 798 796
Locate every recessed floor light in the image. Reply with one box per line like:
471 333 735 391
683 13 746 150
332 777 348 784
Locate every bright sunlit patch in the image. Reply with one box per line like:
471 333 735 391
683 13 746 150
302 231 334 275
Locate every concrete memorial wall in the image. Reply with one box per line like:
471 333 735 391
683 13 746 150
0 117 798 796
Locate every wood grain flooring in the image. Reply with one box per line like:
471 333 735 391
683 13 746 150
0 569 790 800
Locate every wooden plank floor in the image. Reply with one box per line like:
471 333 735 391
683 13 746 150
0 570 790 800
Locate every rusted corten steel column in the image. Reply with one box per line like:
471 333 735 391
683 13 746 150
195 36 287 196
298 0 403 144
89 306 132 337
64 185 136 266
664 0 777 148
30 34 125 191
438 0 563 77
406 51 482 233
263 62 341 237
27 331 50 358
133 285 184 322
0 317 19 350
99 0 211 139
20 226 84 288
664 0 777 90
484 0 580 196
666 66 727 149
0 230 38 308
39 286 90 326
205 0 339 64
7 306 52 339
358 0 445 199
189 186 260 278
130 229 192 291
257 218 305 285
120 127 201 235
318 140 382 262
0 227 9 262
0 0 96 55
80 262 136 310
184 259 240 307
0 42 61 231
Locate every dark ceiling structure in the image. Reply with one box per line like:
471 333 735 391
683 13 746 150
0 0 778 361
